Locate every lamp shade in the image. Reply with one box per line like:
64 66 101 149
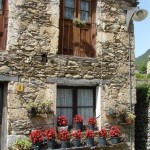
132 9 148 21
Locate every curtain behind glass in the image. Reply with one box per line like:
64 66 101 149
57 88 73 125
77 89 93 124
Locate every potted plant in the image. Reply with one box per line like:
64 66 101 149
72 18 86 28
73 114 83 130
98 128 107 146
72 129 82 147
44 128 57 149
125 112 136 125
58 129 70 148
85 129 95 147
109 126 121 144
87 117 96 130
26 100 53 117
29 129 43 150
57 115 68 131
106 107 118 118
12 138 32 150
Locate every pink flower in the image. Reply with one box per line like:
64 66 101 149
72 130 82 139
88 117 96 125
57 115 68 126
30 130 43 143
44 128 57 140
73 114 83 123
85 129 94 138
98 128 107 138
109 126 121 137
58 130 70 141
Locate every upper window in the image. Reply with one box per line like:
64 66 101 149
0 0 8 50
58 0 96 57
57 86 96 126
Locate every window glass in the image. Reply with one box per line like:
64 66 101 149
57 87 95 126
80 11 89 21
80 1 89 11
0 0 2 10
57 89 73 106
64 8 74 19
80 1 89 21
64 0 74 19
77 89 93 106
65 0 74 8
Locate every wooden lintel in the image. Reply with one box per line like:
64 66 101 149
0 75 19 82
46 77 110 86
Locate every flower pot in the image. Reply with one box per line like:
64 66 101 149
72 139 81 147
61 141 70 148
98 137 107 146
74 122 83 130
111 137 118 144
86 138 94 147
88 125 95 131
47 139 55 149
33 142 42 150
57 126 68 132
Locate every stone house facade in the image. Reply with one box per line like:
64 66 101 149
0 0 138 149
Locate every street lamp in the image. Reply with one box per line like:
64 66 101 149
126 6 148 150
126 7 148 111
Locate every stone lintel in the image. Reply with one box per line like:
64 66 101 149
46 77 110 86
0 75 19 82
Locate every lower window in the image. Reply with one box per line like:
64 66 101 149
57 86 96 126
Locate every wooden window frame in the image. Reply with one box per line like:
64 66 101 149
57 86 96 126
58 0 96 58
0 0 8 51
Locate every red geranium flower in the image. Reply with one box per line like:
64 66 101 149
44 128 57 140
30 129 43 143
98 128 107 138
88 117 96 125
85 129 94 138
109 126 121 137
72 129 82 139
57 115 68 126
58 130 70 141
73 114 83 123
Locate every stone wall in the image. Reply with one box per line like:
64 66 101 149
0 0 137 149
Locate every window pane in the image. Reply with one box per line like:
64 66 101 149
57 108 73 125
0 0 2 10
80 11 89 21
78 108 93 125
57 89 73 107
65 0 74 8
64 8 74 19
80 1 89 11
77 89 93 106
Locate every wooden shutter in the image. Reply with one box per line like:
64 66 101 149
0 0 8 50
59 0 96 57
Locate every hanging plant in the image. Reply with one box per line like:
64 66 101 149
72 18 86 28
25 100 53 116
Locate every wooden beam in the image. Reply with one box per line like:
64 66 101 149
0 75 18 81
46 77 110 86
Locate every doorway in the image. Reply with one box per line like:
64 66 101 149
0 83 4 150
0 82 7 150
